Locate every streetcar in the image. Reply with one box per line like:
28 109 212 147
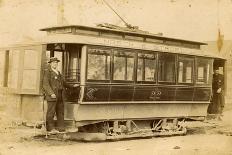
0 24 226 140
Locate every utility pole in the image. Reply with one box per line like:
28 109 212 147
217 0 224 52
57 0 64 25
0 0 3 7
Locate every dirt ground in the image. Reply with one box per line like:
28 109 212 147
0 109 232 155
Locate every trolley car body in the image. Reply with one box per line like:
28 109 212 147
0 25 226 138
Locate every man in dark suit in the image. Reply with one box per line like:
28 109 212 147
212 68 225 120
43 57 78 132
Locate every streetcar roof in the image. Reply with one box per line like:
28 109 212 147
40 25 207 46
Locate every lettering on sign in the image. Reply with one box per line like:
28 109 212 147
100 38 199 54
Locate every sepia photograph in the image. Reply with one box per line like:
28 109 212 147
0 0 232 155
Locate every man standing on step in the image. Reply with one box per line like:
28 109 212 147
212 67 225 120
43 57 78 133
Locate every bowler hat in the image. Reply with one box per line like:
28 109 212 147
48 57 60 63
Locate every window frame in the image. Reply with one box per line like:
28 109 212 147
1 45 45 94
195 57 213 85
136 51 157 84
86 46 111 83
177 55 195 85
157 53 176 84
112 49 136 83
64 46 81 83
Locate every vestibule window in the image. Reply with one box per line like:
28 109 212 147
137 52 156 82
64 50 81 82
178 56 194 84
196 58 212 84
113 51 134 81
158 53 176 83
87 48 110 80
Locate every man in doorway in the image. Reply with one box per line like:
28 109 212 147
43 57 79 133
212 67 225 120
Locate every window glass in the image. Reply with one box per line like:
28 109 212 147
196 58 212 84
158 53 176 82
66 51 81 82
137 53 156 81
178 56 194 83
113 51 134 81
87 48 110 80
